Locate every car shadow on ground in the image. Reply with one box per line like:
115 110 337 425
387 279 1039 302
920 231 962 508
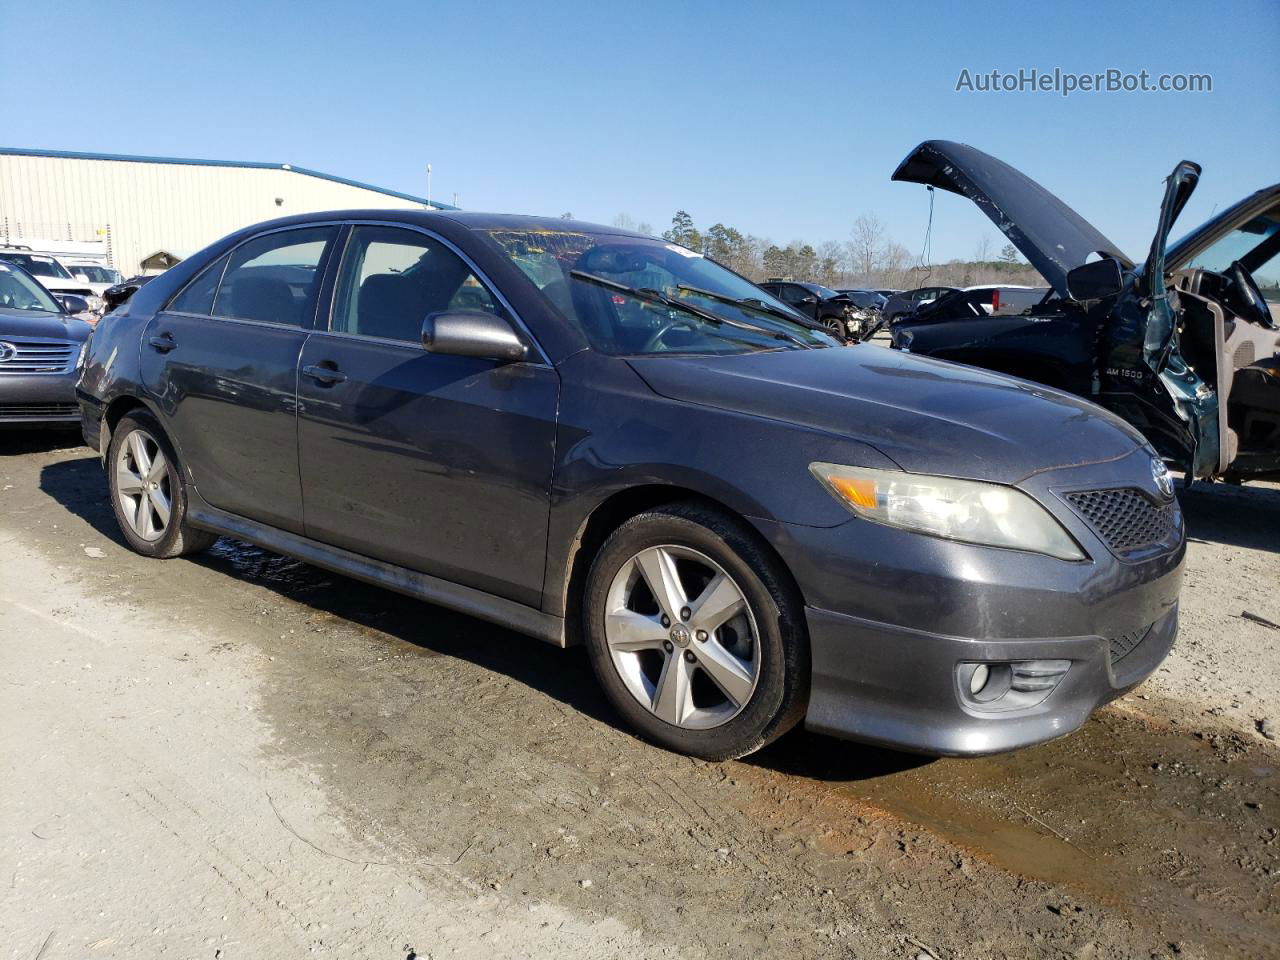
1178 480 1280 553
0 431 86 458
33 450 927 782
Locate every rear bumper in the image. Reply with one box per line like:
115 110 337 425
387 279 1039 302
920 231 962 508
803 602 1177 756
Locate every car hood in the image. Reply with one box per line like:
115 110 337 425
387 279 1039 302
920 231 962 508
628 347 1146 485
0 308 91 341
892 140 1131 298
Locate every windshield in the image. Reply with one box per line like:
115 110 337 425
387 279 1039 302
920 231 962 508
68 265 122 284
1184 202 1280 305
0 253 73 280
0 263 62 313
485 230 837 355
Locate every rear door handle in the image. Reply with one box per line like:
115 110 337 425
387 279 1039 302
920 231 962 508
148 333 176 353
301 363 347 385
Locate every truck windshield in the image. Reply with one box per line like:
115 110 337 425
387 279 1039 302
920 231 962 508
0 253 74 280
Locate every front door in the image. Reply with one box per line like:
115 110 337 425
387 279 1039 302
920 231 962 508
296 224 559 607
140 225 338 533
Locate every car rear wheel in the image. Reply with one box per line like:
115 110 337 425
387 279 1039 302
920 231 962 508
108 411 217 559
820 315 846 338
583 502 809 760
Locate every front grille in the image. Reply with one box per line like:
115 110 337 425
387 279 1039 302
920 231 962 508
1109 622 1154 665
0 337 77 374
1064 488 1177 555
0 402 78 418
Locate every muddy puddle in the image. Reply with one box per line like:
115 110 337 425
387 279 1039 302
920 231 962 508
747 706 1279 955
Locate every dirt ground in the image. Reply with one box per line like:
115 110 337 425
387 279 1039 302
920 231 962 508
1 434 1277 960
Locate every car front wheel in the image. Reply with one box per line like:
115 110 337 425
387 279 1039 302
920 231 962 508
583 502 809 760
107 411 217 559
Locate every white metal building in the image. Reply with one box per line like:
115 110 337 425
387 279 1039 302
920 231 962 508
0 147 453 276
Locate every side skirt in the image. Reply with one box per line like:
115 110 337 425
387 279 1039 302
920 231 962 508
186 496 568 648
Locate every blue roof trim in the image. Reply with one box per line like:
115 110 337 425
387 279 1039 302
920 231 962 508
0 146 458 210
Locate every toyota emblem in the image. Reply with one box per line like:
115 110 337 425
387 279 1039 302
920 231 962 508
0 342 16 362
1151 457 1174 500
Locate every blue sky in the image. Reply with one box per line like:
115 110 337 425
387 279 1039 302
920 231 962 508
5 0 1277 262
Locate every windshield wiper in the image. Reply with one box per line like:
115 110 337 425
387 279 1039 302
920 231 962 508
570 271 806 345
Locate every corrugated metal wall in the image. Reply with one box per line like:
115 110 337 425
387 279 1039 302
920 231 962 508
0 154 431 275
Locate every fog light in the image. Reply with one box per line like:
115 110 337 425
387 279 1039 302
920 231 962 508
969 663 990 695
958 659 1071 712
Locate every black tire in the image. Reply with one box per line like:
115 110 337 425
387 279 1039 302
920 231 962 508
107 411 217 559
820 315 847 340
583 501 809 761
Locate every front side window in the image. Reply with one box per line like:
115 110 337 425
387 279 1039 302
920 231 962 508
212 227 334 326
485 229 834 356
331 226 500 343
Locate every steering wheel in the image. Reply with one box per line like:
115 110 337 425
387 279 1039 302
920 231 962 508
1226 259 1276 329
639 317 696 352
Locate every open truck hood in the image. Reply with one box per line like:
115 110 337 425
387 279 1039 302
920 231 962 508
892 140 1131 298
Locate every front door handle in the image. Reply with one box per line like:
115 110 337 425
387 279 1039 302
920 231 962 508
301 363 347 385
148 333 176 353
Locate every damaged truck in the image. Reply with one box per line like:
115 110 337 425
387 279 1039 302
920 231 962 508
889 141 1279 484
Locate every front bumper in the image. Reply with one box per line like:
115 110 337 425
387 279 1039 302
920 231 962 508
753 445 1185 755
0 373 80 428
803 601 1177 755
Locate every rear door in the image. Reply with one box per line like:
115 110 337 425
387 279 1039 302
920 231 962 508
140 225 338 533
295 224 559 607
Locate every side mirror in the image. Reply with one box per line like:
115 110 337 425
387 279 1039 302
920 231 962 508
1066 258 1124 302
57 294 91 315
799 295 818 305
422 310 528 362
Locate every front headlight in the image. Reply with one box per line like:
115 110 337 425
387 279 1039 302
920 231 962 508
809 462 1085 560
86 295 105 312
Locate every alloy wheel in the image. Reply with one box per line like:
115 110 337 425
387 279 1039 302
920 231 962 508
603 544 760 729
115 429 172 542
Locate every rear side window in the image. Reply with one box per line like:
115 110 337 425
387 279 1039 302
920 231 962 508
212 227 335 326
169 254 228 315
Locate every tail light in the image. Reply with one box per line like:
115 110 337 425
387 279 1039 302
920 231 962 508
992 289 1001 312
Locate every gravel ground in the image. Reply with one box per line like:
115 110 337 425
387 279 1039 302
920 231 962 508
1 435 1277 960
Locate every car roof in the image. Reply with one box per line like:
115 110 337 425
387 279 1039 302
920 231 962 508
222 208 654 239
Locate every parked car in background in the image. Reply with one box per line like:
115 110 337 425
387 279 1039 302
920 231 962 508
80 209 1183 761
59 260 124 298
880 285 958 323
757 280 860 338
0 260 92 428
0 247 104 314
835 288 888 311
102 274 158 313
896 284 1051 327
890 139 1280 483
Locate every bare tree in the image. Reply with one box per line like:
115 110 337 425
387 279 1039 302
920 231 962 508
848 214 886 283
612 213 636 230
816 240 846 287
974 233 992 264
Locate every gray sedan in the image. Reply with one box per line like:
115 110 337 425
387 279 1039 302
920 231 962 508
0 261 91 428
